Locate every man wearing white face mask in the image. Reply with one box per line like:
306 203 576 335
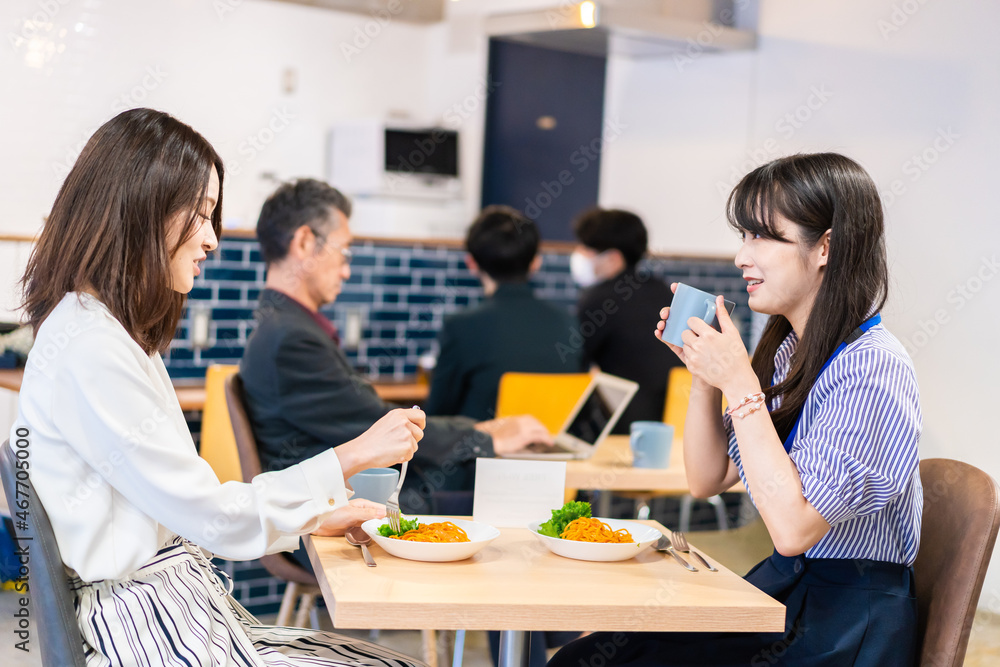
570 208 682 433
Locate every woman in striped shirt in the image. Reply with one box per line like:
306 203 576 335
12 108 427 667
551 153 922 666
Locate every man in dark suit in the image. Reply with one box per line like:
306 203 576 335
424 206 581 421
240 180 552 525
569 208 683 434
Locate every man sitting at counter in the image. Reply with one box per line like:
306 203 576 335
239 179 552 525
424 205 581 421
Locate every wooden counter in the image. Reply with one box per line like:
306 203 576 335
0 368 428 411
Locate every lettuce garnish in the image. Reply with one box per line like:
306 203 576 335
537 501 592 537
377 516 420 537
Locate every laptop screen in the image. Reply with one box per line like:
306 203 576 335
564 381 633 445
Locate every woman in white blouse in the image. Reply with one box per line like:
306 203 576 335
11 108 426 666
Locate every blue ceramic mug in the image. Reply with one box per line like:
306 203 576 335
661 283 736 348
347 468 399 504
629 422 674 469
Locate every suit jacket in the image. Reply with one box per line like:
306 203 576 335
577 268 683 433
424 283 581 421
240 289 492 489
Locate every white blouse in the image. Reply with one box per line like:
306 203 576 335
10 292 350 582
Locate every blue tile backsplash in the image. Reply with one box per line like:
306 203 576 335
163 236 750 380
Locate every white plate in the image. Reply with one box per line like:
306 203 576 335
528 517 661 562
361 516 500 562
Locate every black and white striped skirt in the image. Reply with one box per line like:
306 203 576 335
68 537 425 667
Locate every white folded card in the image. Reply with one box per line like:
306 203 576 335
472 458 566 528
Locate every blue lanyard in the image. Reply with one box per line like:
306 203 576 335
781 314 881 452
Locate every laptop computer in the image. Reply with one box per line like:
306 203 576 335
499 372 639 461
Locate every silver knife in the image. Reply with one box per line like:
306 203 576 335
655 534 697 572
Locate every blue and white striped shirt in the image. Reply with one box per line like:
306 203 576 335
725 324 923 565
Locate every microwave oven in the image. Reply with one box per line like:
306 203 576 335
326 119 462 200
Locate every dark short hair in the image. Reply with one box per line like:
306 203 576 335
256 179 352 265
465 205 539 282
22 108 223 355
572 208 648 267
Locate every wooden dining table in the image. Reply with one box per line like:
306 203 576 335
565 435 745 516
305 519 784 667
565 434 694 492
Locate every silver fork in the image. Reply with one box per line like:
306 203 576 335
386 461 408 533
671 531 717 572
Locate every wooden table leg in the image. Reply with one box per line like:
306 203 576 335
422 629 438 667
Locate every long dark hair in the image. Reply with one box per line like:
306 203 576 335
21 108 224 355
727 153 888 441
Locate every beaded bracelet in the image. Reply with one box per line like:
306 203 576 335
726 391 766 419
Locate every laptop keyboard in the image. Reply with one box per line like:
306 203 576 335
525 442 573 453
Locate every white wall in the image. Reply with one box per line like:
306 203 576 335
0 0 438 319
4 0 1000 610
1 0 436 235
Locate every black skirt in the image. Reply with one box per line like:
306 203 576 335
547 551 918 667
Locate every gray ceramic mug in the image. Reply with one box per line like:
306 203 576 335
347 468 399 504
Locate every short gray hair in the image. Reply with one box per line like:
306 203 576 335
256 178 352 265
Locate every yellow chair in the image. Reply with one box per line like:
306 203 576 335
661 366 730 531
198 364 242 483
494 372 592 433
496 372 592 505
200 365 325 628
662 366 730 437
663 366 693 439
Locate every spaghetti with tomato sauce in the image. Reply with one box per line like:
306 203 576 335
559 517 633 543
388 521 471 543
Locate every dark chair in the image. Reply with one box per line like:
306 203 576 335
0 439 87 666
915 458 1000 667
223 375 321 628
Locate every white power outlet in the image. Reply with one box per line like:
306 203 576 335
191 306 211 349
343 308 363 350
